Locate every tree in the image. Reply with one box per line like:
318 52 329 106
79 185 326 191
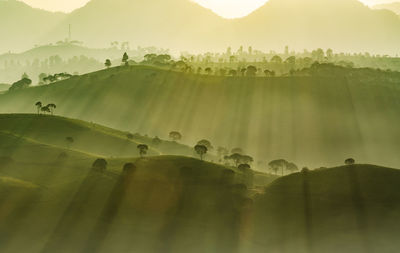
35 101 42 114
269 159 288 176
271 55 283 64
65 137 74 149
9 78 32 91
229 69 237 77
47 103 56 115
105 59 112 69
122 52 129 66
194 144 208 160
241 155 254 165
246 65 257 76
169 131 182 142
231 148 243 155
123 163 136 174
92 158 107 172
152 136 162 146
345 158 355 165
238 163 251 172
229 153 243 167
286 162 299 173
137 144 149 157
126 133 134 141
197 139 213 151
205 67 212 75
40 105 51 114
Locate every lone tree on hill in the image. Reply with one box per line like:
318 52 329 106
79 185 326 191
169 131 182 142
197 139 213 151
105 59 112 69
65 137 74 149
137 144 149 157
195 144 208 161
92 158 108 172
35 101 42 114
122 52 129 66
345 158 356 165
126 133 134 141
229 153 243 167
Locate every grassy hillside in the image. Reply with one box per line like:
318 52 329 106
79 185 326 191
0 114 194 158
250 164 400 253
0 154 274 253
0 83 9 92
0 65 399 168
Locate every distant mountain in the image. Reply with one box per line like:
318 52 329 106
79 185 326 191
373 2 400 15
0 0 66 53
234 0 400 54
3 0 400 54
44 0 232 52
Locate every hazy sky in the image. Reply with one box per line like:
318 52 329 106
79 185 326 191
21 0 394 18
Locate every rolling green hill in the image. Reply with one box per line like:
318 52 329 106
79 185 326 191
0 114 194 159
0 65 399 168
250 164 400 253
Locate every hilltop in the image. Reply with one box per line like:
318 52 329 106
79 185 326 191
0 65 399 168
250 164 400 253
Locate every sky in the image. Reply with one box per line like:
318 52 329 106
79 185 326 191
21 0 395 18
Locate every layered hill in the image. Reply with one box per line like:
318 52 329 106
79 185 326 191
1 65 400 168
250 164 400 253
0 0 66 53
3 0 400 54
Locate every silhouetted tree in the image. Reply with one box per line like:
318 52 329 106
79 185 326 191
152 136 162 146
35 101 42 114
229 153 243 167
92 158 107 172
197 139 213 151
229 69 237 76
269 159 288 176
231 148 243 155
238 163 251 172
137 144 149 157
126 133 134 141
169 131 182 142
123 163 136 174
47 103 56 115
205 67 212 75
105 59 112 69
194 144 208 160
241 155 254 164
40 105 51 114
122 52 129 66
246 65 257 76
345 158 355 165
286 162 299 173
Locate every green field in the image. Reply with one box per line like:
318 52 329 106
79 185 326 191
0 65 399 168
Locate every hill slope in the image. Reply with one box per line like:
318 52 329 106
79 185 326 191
0 0 66 53
0 114 194 158
250 164 400 253
0 66 399 168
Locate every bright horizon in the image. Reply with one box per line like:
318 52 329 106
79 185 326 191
20 0 396 18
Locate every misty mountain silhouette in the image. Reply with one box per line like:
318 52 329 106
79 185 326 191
2 0 400 54
0 0 66 53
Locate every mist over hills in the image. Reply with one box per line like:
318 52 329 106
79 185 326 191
2 0 400 54
0 0 66 53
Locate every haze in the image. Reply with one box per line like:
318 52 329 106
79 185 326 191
21 0 393 18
